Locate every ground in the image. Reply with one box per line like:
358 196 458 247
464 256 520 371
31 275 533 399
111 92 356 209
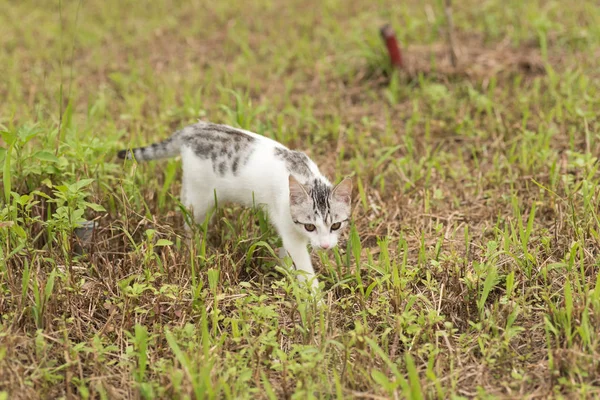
1 0 600 398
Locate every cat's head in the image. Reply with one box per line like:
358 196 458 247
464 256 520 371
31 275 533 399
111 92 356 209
288 175 352 250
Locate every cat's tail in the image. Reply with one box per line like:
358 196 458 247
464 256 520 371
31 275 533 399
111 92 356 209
118 131 183 161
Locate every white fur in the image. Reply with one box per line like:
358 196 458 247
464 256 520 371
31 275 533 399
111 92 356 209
180 132 329 290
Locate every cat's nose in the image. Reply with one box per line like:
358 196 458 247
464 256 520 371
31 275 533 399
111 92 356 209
320 242 330 249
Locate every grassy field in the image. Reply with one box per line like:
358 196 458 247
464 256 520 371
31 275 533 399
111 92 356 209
2 0 600 398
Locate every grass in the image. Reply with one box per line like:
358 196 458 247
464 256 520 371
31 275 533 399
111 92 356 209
1 0 600 398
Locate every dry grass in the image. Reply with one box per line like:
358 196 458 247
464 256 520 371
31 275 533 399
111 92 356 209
2 0 600 398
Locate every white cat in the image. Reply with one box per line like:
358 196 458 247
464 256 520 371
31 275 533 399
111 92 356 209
119 121 352 291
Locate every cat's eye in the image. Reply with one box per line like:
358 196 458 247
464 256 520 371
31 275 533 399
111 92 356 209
330 222 342 231
304 224 316 232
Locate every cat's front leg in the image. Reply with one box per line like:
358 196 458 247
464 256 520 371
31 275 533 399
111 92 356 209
280 232 319 292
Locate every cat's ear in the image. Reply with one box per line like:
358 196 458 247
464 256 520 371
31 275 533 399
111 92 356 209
331 178 352 204
289 175 309 205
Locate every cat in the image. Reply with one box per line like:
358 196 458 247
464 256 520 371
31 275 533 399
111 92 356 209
118 121 352 291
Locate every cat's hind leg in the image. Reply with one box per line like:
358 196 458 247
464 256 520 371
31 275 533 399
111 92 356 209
180 182 216 234
189 193 216 228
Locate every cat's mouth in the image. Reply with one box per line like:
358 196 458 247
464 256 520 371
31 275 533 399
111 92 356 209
311 244 336 251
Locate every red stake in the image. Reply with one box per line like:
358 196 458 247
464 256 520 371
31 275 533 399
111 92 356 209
380 24 404 70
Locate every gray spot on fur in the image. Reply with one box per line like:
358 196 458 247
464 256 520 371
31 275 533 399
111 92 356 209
181 123 257 177
309 179 332 222
274 147 312 178
118 122 257 175
232 156 240 174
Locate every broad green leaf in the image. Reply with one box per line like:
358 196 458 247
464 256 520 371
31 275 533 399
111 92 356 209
478 266 498 314
74 178 96 191
0 130 17 146
12 223 27 239
44 269 56 303
86 202 106 212
155 239 173 247
207 268 219 291
34 151 60 163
